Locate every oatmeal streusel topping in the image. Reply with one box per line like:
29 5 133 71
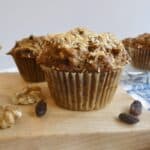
123 33 150 50
8 35 49 57
38 27 129 72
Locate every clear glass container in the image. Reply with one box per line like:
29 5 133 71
121 64 150 110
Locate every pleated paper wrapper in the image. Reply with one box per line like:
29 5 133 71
130 48 150 70
13 56 45 82
42 65 122 111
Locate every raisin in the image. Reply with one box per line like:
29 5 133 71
35 100 47 117
130 100 142 116
119 113 139 124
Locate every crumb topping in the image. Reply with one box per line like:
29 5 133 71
38 27 129 72
8 35 49 58
123 33 150 50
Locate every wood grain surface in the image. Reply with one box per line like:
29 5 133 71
0 73 150 150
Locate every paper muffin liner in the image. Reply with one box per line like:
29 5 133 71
12 55 45 82
130 48 150 70
41 65 122 111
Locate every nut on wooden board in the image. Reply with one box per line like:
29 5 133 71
0 105 22 129
12 86 43 105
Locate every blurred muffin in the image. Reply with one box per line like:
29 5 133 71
123 33 150 70
8 35 49 82
38 27 129 111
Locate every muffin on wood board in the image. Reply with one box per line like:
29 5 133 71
123 33 150 70
7 35 49 82
38 27 129 111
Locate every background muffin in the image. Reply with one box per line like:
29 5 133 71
123 33 150 70
38 27 129 111
8 35 49 82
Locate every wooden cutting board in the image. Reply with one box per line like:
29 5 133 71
0 73 150 150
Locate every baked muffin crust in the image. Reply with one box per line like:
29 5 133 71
123 33 150 50
38 27 129 72
8 35 49 58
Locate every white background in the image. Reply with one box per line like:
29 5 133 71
0 0 150 70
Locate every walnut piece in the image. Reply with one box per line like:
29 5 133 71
13 86 43 105
0 105 22 129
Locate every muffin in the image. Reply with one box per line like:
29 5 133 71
38 27 129 111
123 33 150 70
8 35 49 82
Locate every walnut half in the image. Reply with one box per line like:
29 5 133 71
0 105 22 129
12 86 43 105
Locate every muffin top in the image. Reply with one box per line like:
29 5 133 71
123 33 150 51
38 27 129 72
8 35 49 58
